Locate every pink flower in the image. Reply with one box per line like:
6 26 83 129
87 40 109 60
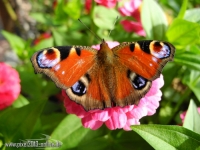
119 0 145 36
95 0 117 8
121 20 146 36
85 0 118 12
92 41 119 49
63 42 164 130
85 0 92 13
180 107 200 123
0 62 21 110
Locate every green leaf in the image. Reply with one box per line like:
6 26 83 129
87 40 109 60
159 105 174 124
189 44 200 54
183 100 200 134
131 125 200 150
177 0 188 19
54 0 68 22
64 32 86 45
182 70 200 101
32 38 54 52
1 30 26 57
174 52 200 71
52 29 72 46
74 138 109 150
159 0 180 14
30 13 54 25
184 8 200 23
0 100 46 143
17 64 59 100
0 133 5 150
162 63 181 89
166 19 200 46
160 87 191 125
93 6 119 30
48 115 107 150
63 0 81 19
78 130 154 150
12 95 29 108
141 0 167 39
50 115 153 150
41 113 65 134
111 131 154 150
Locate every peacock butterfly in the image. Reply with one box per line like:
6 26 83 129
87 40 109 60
31 40 175 111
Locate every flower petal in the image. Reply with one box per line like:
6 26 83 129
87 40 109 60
180 107 200 123
123 118 140 131
0 63 21 110
119 0 141 19
105 109 127 130
120 20 146 36
91 109 110 121
95 0 117 8
63 91 88 118
82 115 103 130
127 104 148 119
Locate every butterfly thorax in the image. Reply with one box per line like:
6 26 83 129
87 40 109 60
97 42 115 65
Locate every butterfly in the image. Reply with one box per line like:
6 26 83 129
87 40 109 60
31 40 175 111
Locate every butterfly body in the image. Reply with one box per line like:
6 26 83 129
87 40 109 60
31 40 175 111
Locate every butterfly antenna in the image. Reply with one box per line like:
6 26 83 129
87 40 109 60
108 16 119 37
78 19 102 41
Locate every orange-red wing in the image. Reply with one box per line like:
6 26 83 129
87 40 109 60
113 40 175 81
31 46 97 89
113 64 152 107
84 66 112 110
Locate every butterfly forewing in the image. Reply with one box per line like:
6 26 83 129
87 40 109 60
31 46 97 89
112 40 175 81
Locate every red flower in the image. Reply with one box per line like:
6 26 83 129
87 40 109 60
0 62 21 110
95 0 117 8
120 20 145 36
85 0 118 12
119 0 145 36
63 42 164 130
85 0 92 12
53 0 58 9
33 32 52 45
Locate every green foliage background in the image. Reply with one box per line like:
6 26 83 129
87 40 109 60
1 0 200 149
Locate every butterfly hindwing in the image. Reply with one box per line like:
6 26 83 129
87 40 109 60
114 67 152 107
31 46 97 89
66 63 112 110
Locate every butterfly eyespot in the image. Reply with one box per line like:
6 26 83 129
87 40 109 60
150 41 171 59
127 70 148 90
36 48 60 68
71 81 87 96
46 48 54 54
132 75 147 90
